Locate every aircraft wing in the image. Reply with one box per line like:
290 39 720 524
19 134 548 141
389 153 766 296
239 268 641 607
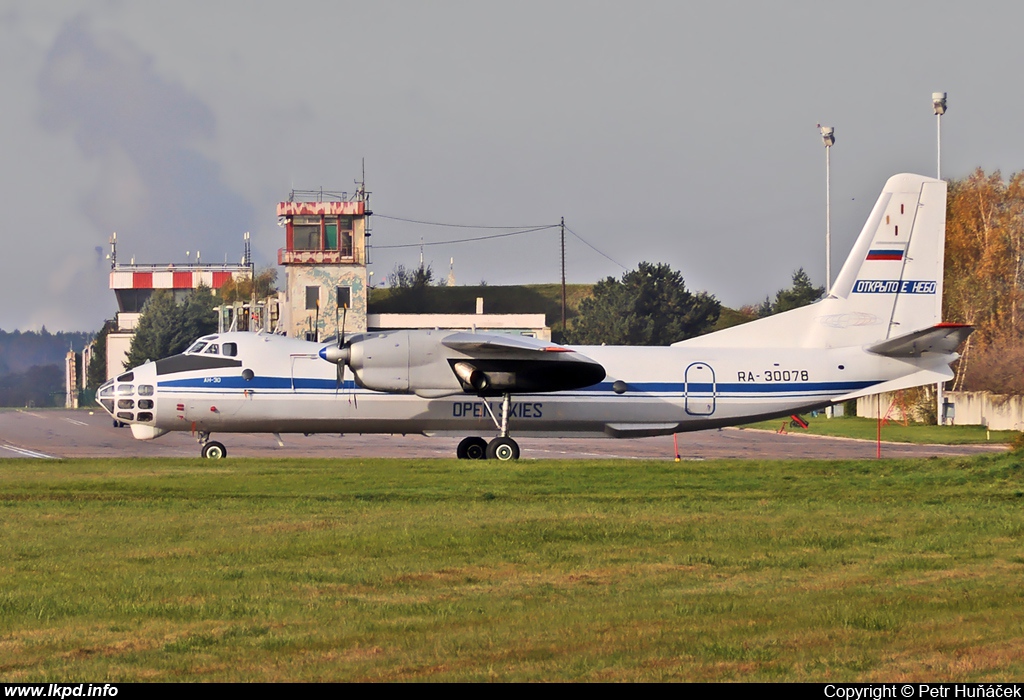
441 332 575 354
865 323 972 358
438 332 604 395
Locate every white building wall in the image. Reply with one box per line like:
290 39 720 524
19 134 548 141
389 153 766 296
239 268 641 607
858 390 1024 431
286 266 368 339
106 333 134 380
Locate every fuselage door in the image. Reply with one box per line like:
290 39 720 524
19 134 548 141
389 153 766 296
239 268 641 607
290 354 321 392
684 362 716 416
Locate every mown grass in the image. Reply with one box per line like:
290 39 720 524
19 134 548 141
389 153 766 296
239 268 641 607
741 415 1020 445
1 454 1024 681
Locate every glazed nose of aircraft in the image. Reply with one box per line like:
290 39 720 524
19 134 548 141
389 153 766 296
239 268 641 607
95 364 158 426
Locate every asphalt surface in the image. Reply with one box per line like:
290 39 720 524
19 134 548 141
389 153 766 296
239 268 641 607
0 409 1007 460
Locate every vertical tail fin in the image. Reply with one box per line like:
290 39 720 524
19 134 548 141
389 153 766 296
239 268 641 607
677 173 947 349
830 173 946 338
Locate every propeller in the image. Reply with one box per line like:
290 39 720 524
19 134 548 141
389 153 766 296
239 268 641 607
335 305 347 391
314 298 321 343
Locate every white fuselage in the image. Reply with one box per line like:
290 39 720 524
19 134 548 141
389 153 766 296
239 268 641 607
99 331 913 441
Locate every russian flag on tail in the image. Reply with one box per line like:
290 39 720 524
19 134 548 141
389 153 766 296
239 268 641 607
866 249 904 261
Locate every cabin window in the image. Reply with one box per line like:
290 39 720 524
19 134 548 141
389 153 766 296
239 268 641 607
222 342 237 357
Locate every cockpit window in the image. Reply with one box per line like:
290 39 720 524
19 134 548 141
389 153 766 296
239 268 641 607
222 342 237 357
117 385 134 396
138 385 154 396
204 344 220 355
186 341 207 354
117 372 134 382
98 383 114 397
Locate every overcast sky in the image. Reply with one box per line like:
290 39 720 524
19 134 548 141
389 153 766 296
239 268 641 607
2 0 1022 331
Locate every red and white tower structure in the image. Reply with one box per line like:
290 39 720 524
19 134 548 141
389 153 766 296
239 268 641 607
104 233 253 380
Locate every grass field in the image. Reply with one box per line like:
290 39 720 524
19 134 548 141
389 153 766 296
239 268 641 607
741 415 1021 445
2 454 1024 681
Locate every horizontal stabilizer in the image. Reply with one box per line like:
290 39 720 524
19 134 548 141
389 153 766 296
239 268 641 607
441 332 574 353
866 323 972 358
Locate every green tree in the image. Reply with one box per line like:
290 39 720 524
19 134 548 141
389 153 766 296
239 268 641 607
86 319 116 389
385 263 443 313
125 287 218 368
566 262 720 345
388 263 435 289
759 268 824 316
218 267 279 303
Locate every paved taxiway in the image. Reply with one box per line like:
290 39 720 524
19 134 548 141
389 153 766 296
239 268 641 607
0 409 1007 460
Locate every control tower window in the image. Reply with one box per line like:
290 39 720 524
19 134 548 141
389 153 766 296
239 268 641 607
305 286 320 310
338 216 353 258
293 216 321 251
337 286 351 309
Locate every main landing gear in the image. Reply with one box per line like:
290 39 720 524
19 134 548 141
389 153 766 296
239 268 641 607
197 431 227 459
456 393 521 461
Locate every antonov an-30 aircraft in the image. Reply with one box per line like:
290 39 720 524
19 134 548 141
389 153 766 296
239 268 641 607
97 173 970 460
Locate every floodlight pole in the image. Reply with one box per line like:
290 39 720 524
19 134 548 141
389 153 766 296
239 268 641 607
819 125 835 418
933 92 947 425
819 126 835 296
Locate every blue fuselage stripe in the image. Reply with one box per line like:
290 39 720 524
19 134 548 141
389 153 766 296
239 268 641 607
158 377 877 395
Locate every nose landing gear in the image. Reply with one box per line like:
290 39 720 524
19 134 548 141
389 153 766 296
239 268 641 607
197 431 227 459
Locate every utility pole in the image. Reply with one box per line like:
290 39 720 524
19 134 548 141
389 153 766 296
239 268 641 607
560 217 566 334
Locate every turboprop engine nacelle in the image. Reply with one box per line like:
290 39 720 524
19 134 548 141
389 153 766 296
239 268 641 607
319 329 606 397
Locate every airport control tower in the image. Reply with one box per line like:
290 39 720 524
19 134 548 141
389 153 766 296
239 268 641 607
277 187 371 340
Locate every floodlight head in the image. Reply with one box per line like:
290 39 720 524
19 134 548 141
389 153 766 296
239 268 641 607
819 125 835 147
932 92 947 115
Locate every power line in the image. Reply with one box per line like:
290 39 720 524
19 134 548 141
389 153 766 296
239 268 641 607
375 213 555 230
373 225 558 249
564 225 627 270
373 212 627 272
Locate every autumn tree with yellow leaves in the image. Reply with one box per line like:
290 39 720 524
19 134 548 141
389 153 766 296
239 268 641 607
944 169 1024 393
